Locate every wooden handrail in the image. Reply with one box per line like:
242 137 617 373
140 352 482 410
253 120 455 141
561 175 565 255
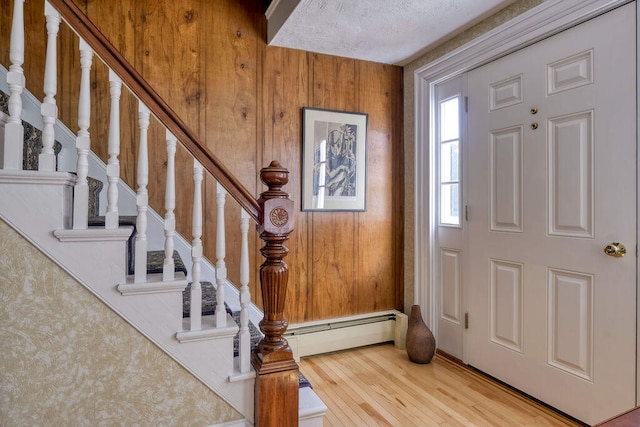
47 0 261 222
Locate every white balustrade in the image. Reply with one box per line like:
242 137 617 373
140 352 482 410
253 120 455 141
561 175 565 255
215 182 228 328
134 102 150 283
72 39 93 229
190 159 204 331
39 1 60 172
3 0 25 170
105 70 121 229
18 2 266 366
239 209 251 373
163 130 177 281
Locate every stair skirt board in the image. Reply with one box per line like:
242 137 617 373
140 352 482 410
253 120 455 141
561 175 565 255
286 310 408 362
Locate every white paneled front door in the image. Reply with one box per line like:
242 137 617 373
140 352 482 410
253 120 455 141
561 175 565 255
466 3 636 424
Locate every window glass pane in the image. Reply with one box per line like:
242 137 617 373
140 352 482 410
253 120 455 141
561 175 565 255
440 140 459 182
440 98 459 141
440 183 460 225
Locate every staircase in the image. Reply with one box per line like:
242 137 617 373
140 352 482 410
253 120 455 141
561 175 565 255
0 1 325 425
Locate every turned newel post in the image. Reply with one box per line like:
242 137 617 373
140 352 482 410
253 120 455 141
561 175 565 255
252 160 299 427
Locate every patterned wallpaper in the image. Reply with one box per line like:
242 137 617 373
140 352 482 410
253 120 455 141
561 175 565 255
0 219 242 426
402 0 546 311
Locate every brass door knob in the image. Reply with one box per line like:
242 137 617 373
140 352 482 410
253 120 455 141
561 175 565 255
604 242 626 257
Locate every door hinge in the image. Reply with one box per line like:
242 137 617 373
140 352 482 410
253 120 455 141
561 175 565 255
465 205 469 221
465 312 469 329
464 96 469 113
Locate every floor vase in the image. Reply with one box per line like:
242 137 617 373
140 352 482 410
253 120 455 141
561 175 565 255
406 304 436 364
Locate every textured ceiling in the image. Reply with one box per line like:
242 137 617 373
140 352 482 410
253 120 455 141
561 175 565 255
266 0 516 65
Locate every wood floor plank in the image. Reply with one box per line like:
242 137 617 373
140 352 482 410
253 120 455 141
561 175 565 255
353 347 498 425
305 357 385 426
336 354 442 426
340 352 465 426
299 343 582 427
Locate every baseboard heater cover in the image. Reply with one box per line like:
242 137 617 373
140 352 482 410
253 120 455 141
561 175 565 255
285 310 408 361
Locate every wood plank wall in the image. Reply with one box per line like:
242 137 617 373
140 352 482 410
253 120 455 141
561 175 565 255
1 0 404 324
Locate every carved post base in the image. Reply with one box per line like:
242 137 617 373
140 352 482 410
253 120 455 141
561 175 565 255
253 366 299 427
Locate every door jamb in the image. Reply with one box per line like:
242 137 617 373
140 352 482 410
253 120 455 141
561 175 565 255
413 0 635 377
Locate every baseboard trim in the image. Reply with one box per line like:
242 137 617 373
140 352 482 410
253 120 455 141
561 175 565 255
286 310 407 361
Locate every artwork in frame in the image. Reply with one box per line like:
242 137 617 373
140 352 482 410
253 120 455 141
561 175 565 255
302 107 368 211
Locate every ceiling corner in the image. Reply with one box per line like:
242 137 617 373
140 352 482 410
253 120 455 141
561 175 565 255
265 0 301 44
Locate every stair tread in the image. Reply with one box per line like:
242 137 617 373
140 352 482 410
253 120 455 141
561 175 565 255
183 281 232 317
146 250 187 275
182 281 263 358
88 215 137 226
88 216 186 275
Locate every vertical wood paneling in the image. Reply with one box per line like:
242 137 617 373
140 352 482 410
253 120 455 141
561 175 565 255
263 45 311 319
356 61 402 312
1 0 404 325
23 0 47 100
56 22 80 137
391 66 404 311
85 0 138 176
202 0 258 186
202 0 260 295
310 53 358 319
140 0 201 243
0 3 12 65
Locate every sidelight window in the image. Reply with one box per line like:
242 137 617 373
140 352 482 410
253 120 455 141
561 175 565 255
439 96 461 226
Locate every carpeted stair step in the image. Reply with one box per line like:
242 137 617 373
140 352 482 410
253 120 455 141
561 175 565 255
182 281 263 358
182 281 232 317
145 250 187 276
88 215 187 276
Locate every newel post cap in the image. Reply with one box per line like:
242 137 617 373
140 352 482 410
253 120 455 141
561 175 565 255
258 160 294 234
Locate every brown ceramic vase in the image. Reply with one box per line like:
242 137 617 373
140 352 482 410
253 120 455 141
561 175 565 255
405 304 436 364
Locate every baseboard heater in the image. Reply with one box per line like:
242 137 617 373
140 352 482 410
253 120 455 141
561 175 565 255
284 310 408 361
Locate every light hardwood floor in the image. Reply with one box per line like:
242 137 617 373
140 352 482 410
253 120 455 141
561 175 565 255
299 343 583 426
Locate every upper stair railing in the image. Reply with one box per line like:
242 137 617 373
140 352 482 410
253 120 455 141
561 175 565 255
2 1 299 425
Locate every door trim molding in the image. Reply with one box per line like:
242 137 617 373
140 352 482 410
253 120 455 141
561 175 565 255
413 0 633 353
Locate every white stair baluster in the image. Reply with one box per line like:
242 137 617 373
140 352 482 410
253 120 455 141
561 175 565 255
3 0 25 170
134 102 150 283
190 159 204 331
215 182 227 328
105 70 121 229
39 1 60 172
163 130 177 281
72 39 93 230
239 208 251 373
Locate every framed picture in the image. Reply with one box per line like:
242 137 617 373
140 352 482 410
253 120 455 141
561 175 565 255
302 107 368 211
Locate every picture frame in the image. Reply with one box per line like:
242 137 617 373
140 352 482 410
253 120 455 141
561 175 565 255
302 107 368 211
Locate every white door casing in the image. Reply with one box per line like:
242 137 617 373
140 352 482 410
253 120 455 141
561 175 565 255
465 4 635 424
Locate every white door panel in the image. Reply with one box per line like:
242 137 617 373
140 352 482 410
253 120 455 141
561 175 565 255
466 3 636 424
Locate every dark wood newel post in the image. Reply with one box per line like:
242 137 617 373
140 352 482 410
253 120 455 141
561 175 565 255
252 160 299 427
